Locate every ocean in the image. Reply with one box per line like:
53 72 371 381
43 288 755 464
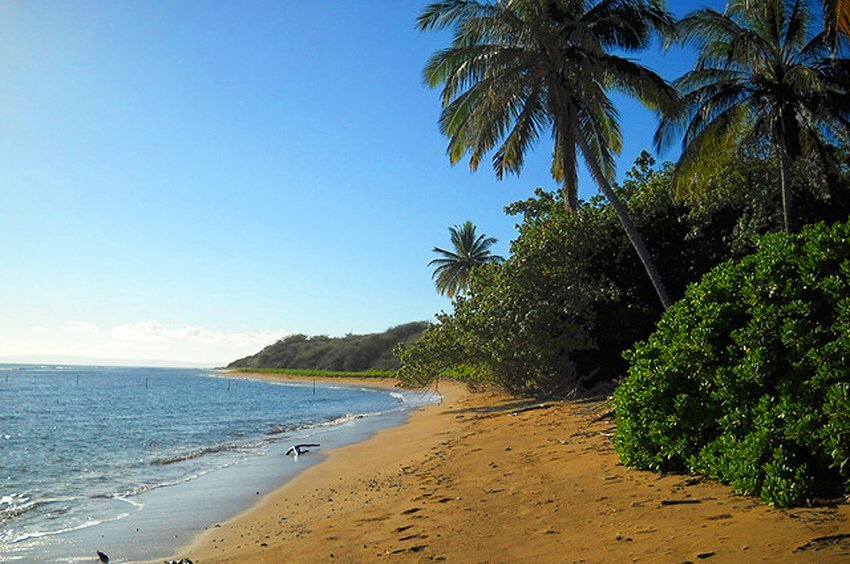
0 364 436 562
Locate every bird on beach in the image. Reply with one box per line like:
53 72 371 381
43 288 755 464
96 550 109 563
285 444 320 459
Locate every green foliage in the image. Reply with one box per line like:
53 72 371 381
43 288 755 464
614 220 850 506
660 0 850 231
397 151 850 397
418 0 679 210
429 220 502 298
228 322 428 372
400 155 683 395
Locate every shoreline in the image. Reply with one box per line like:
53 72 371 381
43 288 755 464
2 368 429 563
223 369 406 390
173 372 459 562
175 373 850 562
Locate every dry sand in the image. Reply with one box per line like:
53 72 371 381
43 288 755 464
177 373 850 562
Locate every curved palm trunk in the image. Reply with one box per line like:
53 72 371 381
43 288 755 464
577 137 672 310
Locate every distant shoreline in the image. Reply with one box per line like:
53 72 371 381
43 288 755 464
220 368 402 389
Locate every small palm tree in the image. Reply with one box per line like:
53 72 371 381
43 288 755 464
429 221 503 298
419 0 683 309
658 0 850 232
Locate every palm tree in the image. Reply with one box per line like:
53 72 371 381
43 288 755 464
657 0 850 232
418 0 682 309
429 221 503 297
743 1 850 49
822 0 850 49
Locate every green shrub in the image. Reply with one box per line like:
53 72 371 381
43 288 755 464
615 220 850 506
397 151 850 396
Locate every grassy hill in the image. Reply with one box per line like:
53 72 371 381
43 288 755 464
227 322 429 372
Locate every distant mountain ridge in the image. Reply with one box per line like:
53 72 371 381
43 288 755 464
227 322 429 372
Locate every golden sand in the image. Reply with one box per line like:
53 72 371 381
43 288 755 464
176 374 850 562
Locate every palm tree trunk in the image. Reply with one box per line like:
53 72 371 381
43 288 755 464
779 146 793 233
577 137 672 310
558 118 580 213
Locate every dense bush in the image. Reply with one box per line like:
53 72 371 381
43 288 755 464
398 152 850 396
229 322 428 372
615 220 850 506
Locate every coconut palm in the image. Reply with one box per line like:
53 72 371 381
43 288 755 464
743 1 850 48
429 221 503 298
419 0 682 309
822 0 850 49
657 0 850 232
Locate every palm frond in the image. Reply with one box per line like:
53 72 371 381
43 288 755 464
823 0 850 51
429 221 502 297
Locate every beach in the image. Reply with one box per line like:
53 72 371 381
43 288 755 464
0 366 435 562
177 374 850 563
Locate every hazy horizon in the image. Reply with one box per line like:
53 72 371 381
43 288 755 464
0 1 723 364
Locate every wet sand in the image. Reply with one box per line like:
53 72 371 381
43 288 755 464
178 374 850 562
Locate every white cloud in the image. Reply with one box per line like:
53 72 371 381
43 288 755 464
1 320 288 366
111 320 288 347
64 321 100 333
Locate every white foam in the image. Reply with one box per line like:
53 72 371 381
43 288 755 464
9 511 130 543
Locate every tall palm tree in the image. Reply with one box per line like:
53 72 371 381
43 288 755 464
418 0 682 309
657 0 850 232
429 221 503 298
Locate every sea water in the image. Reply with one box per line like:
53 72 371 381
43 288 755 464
0 365 436 562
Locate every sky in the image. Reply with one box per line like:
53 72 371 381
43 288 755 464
0 0 726 366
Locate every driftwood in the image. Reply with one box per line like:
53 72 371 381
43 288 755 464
509 403 555 416
660 498 702 506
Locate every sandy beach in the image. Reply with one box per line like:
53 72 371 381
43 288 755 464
176 373 850 562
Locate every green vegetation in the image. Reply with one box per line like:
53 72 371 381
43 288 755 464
228 322 428 372
658 0 850 232
403 0 850 506
429 221 502 298
614 220 850 506
418 0 683 308
399 151 850 394
229 368 395 379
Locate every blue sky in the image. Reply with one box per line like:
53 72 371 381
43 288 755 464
0 0 725 365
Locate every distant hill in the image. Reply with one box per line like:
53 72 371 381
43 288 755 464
226 322 430 372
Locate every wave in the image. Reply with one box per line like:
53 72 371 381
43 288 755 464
151 443 240 466
266 424 299 436
0 494 38 526
6 510 130 544
155 405 405 467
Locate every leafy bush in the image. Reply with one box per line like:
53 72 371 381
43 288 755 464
615 220 850 506
398 151 850 396
399 156 688 395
